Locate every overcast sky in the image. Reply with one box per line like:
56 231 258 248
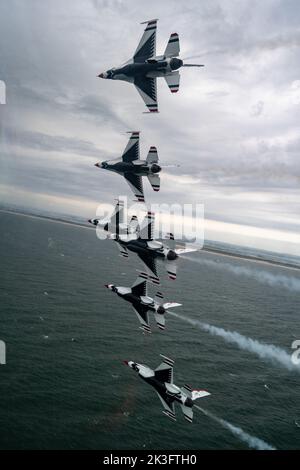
0 0 300 255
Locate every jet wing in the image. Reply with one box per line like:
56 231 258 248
134 76 158 113
124 173 144 202
154 355 174 384
131 305 151 333
131 275 147 297
122 132 140 163
137 252 159 285
116 241 129 258
156 390 176 421
133 19 157 63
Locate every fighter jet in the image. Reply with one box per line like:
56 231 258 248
124 355 210 422
94 131 161 202
88 198 139 236
98 19 204 112
89 201 197 284
105 273 182 333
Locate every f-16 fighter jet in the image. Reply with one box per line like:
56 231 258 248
95 131 161 202
88 198 139 236
124 355 210 422
89 202 197 284
105 273 182 333
98 19 204 112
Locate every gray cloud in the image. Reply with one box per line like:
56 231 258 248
0 0 300 253
3 127 103 157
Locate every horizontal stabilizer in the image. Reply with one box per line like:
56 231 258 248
180 404 193 423
164 33 180 58
147 174 160 192
164 71 180 93
154 312 165 330
165 261 177 281
146 146 158 164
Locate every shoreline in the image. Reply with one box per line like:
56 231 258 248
1 208 299 271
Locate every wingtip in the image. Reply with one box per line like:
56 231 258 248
140 18 159 25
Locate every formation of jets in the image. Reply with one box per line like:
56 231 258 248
124 355 210 422
91 20 210 422
89 199 196 283
98 19 204 113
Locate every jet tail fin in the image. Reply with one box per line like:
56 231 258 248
164 33 180 58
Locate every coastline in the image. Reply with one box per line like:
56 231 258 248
1 208 299 271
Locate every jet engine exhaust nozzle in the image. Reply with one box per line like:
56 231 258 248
151 163 161 174
167 250 178 261
157 305 166 315
170 58 183 70
88 218 99 226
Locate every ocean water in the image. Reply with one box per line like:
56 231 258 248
0 211 299 450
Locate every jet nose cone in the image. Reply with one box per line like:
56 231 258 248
98 73 104 78
94 162 100 168
88 219 92 224
123 360 129 366
104 284 109 288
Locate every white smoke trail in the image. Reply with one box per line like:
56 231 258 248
195 405 276 450
170 312 300 373
183 256 300 293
